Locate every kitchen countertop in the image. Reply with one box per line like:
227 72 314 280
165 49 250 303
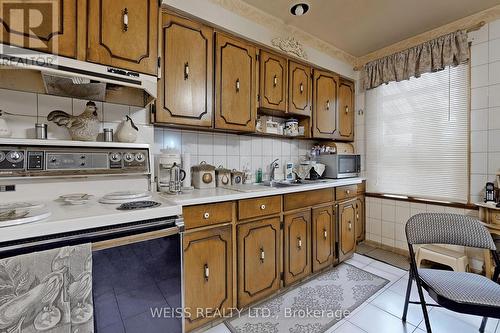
475 201 500 211
161 177 365 206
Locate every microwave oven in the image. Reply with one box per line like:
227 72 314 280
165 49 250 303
315 154 361 179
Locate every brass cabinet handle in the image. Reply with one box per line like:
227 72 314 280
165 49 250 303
204 264 209 281
326 100 330 110
356 213 359 219
323 229 327 240
273 75 278 87
299 82 304 94
235 79 240 92
345 106 349 114
122 8 129 31
260 204 266 210
184 62 189 80
348 221 352 231
203 212 210 219
260 247 265 263
297 236 302 249
346 190 350 195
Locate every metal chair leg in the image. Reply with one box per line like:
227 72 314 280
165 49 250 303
479 317 488 333
402 273 413 322
415 278 432 333
493 266 499 282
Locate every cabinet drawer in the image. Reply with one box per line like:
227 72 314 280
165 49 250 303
489 210 500 225
284 189 334 211
184 202 233 229
336 185 358 201
238 196 281 220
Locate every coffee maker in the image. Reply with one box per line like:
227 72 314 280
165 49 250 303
156 149 181 193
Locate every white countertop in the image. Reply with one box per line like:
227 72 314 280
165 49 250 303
0 193 182 243
475 201 500 211
161 177 365 206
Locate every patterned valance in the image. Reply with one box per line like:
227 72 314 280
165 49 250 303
360 30 469 91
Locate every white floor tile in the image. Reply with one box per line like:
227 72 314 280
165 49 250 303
352 253 375 265
388 276 437 305
325 318 350 332
333 321 367 333
371 289 430 327
345 258 369 269
349 303 416 333
203 323 231 333
366 260 407 277
362 264 402 283
418 307 498 333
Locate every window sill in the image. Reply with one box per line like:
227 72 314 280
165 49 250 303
365 192 478 210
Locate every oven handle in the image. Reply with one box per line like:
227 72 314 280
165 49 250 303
92 226 179 251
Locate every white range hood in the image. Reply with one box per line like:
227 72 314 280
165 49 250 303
0 43 157 107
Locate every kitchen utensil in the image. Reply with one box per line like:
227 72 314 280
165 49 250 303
103 128 113 142
192 161 215 189
216 166 231 187
47 101 100 141
0 110 11 138
35 123 47 139
116 115 138 143
168 162 186 194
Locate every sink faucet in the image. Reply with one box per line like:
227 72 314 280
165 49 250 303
269 158 279 183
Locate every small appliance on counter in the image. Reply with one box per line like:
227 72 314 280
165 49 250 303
192 161 216 189
156 149 181 193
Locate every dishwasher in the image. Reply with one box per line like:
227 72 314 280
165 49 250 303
0 217 184 333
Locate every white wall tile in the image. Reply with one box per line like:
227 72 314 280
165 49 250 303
213 133 227 156
163 129 182 151
471 86 489 109
471 152 488 174
488 152 500 174
470 108 488 131
181 131 198 154
471 64 489 88
488 84 500 107
226 134 240 156
488 129 500 152
489 61 500 85
251 137 262 156
471 174 487 198
129 106 149 125
198 132 214 155
239 136 252 155
471 130 488 152
489 20 500 40
471 42 489 66
103 102 129 123
489 107 500 129
37 94 73 140
469 24 488 45
0 88 37 116
489 39 500 62
262 138 273 156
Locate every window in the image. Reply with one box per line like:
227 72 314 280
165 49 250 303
365 64 469 203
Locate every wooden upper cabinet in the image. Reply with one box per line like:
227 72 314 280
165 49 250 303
237 217 280 307
284 210 311 286
183 226 232 332
336 79 355 141
156 13 213 127
0 0 77 58
338 199 356 262
215 33 256 132
288 61 312 116
259 50 287 112
312 205 335 272
87 0 158 75
313 69 339 138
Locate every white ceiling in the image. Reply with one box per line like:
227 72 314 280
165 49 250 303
241 0 500 56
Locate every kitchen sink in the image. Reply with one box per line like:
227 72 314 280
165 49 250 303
259 179 328 188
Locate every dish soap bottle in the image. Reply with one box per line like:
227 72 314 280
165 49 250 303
256 168 263 183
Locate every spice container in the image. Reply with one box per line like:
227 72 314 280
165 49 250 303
35 123 47 140
215 166 231 187
191 161 215 189
284 119 299 136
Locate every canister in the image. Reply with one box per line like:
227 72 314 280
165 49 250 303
215 166 231 187
191 161 216 189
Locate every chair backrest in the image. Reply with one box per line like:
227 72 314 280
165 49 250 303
405 213 496 250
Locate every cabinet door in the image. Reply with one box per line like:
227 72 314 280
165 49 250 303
338 199 356 262
0 0 77 58
183 226 232 332
156 13 213 127
312 205 335 272
288 61 312 116
259 50 287 112
284 210 311 285
313 69 338 138
215 33 256 132
336 79 354 141
355 197 365 243
237 217 280 307
87 0 158 75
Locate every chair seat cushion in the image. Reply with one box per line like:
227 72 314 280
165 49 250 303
419 268 500 307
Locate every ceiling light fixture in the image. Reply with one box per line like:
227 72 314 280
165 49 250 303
290 3 309 16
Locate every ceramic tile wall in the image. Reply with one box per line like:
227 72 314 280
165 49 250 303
0 88 153 143
155 128 315 182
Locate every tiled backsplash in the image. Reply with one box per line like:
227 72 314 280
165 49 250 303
0 88 153 143
154 128 315 181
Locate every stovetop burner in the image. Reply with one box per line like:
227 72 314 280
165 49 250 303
117 201 161 210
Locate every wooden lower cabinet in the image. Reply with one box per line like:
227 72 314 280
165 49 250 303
284 210 311 285
183 226 232 332
312 205 335 272
237 217 281 308
355 197 365 243
338 199 356 261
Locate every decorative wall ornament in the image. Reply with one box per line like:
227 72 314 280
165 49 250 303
271 37 308 59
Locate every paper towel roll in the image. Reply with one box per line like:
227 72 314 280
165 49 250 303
182 153 192 188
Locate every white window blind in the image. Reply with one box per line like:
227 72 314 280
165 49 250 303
365 64 469 203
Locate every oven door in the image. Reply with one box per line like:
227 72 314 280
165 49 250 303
337 154 361 178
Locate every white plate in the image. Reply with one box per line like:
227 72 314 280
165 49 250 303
102 191 150 200
98 196 153 204
0 210 51 228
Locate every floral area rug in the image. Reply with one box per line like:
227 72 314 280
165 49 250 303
225 263 388 333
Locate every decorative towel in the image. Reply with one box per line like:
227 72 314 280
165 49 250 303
0 244 93 333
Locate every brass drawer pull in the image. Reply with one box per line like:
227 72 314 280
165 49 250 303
345 106 349 114
323 229 327 240
297 237 302 249
235 79 240 92
346 190 350 195
273 75 278 87
122 8 129 32
299 82 304 93
260 204 266 210
204 264 209 281
348 221 352 231
203 212 210 219
184 62 189 80
260 247 265 263
326 100 330 110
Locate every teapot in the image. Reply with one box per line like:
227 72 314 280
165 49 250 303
116 115 138 143
0 110 11 138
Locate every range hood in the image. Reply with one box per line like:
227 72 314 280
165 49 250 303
0 44 157 107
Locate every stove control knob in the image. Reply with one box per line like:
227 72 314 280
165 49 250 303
123 153 135 163
134 153 145 162
109 152 122 163
0 152 5 163
6 151 24 163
